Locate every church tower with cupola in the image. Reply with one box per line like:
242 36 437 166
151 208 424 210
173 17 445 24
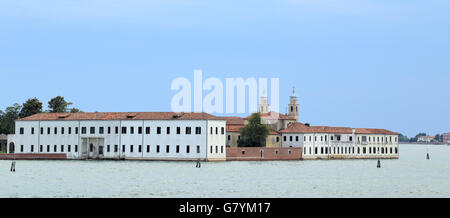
287 87 299 121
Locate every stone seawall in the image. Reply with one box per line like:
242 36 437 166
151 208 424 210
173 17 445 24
0 153 67 160
226 147 302 161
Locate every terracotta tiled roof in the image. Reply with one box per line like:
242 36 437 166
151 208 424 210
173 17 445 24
220 116 246 125
18 112 226 121
280 123 398 135
355 128 399 135
269 130 280 135
245 112 296 120
226 125 244 133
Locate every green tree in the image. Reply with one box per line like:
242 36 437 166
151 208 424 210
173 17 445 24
69 108 83 113
19 98 43 118
237 112 270 147
398 134 409 142
0 103 21 134
48 96 72 113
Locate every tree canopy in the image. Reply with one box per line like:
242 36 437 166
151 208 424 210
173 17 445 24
19 98 43 118
237 112 270 147
48 96 73 113
0 103 21 134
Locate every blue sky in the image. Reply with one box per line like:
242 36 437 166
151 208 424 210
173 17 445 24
1 0 449 137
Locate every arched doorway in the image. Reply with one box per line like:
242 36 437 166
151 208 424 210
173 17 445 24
9 142 15 153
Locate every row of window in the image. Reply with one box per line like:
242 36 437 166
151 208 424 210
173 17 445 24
18 144 79 153
360 136 398 143
304 146 398 155
95 144 203 154
16 144 225 154
282 135 398 144
283 135 350 142
20 126 225 136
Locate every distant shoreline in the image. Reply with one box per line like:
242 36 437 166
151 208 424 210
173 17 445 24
400 142 449 145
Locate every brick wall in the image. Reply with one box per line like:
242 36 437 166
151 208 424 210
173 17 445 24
226 147 302 161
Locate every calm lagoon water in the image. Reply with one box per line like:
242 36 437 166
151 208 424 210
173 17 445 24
1 144 449 198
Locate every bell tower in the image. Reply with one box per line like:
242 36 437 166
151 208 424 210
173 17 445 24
288 87 299 121
259 88 269 114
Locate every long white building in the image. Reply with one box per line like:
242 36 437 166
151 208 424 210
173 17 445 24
7 112 227 161
280 123 399 159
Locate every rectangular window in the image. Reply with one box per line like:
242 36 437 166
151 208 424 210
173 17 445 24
68 145 71 152
31 145 34 152
138 145 142 153
296 136 299 141
228 135 231 140
115 127 119 134
61 145 64 152
186 127 191 135
221 146 224 153
166 145 170 153
157 127 161 134
20 145 24 152
146 127 150 134
20 128 24 135
176 145 180 153
196 127 201 135
210 146 213 153
108 127 111 134
75 127 79 134
177 127 181 134
75 145 78 152
99 127 104 134
147 145 150 153
82 127 86 134
122 127 127 134
40 145 43 152
186 145 190 153
68 127 72 134
61 127 64 135
284 136 286 141
54 145 57 152
210 127 213 134
157 145 160 153
362 136 367 142
114 145 118 152
216 127 218 135
130 127 134 134
47 145 50 152
221 127 225 135
138 127 142 134
54 127 57 134
130 145 134 152
31 127 34 135
48 127 51 134
167 127 170 134
90 127 95 134
40 127 43 135
197 145 200 153
215 146 218 153
290 136 293 142
122 145 125 152
107 145 110 152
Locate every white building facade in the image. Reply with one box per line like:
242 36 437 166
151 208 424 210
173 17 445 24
7 112 227 161
280 123 399 159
